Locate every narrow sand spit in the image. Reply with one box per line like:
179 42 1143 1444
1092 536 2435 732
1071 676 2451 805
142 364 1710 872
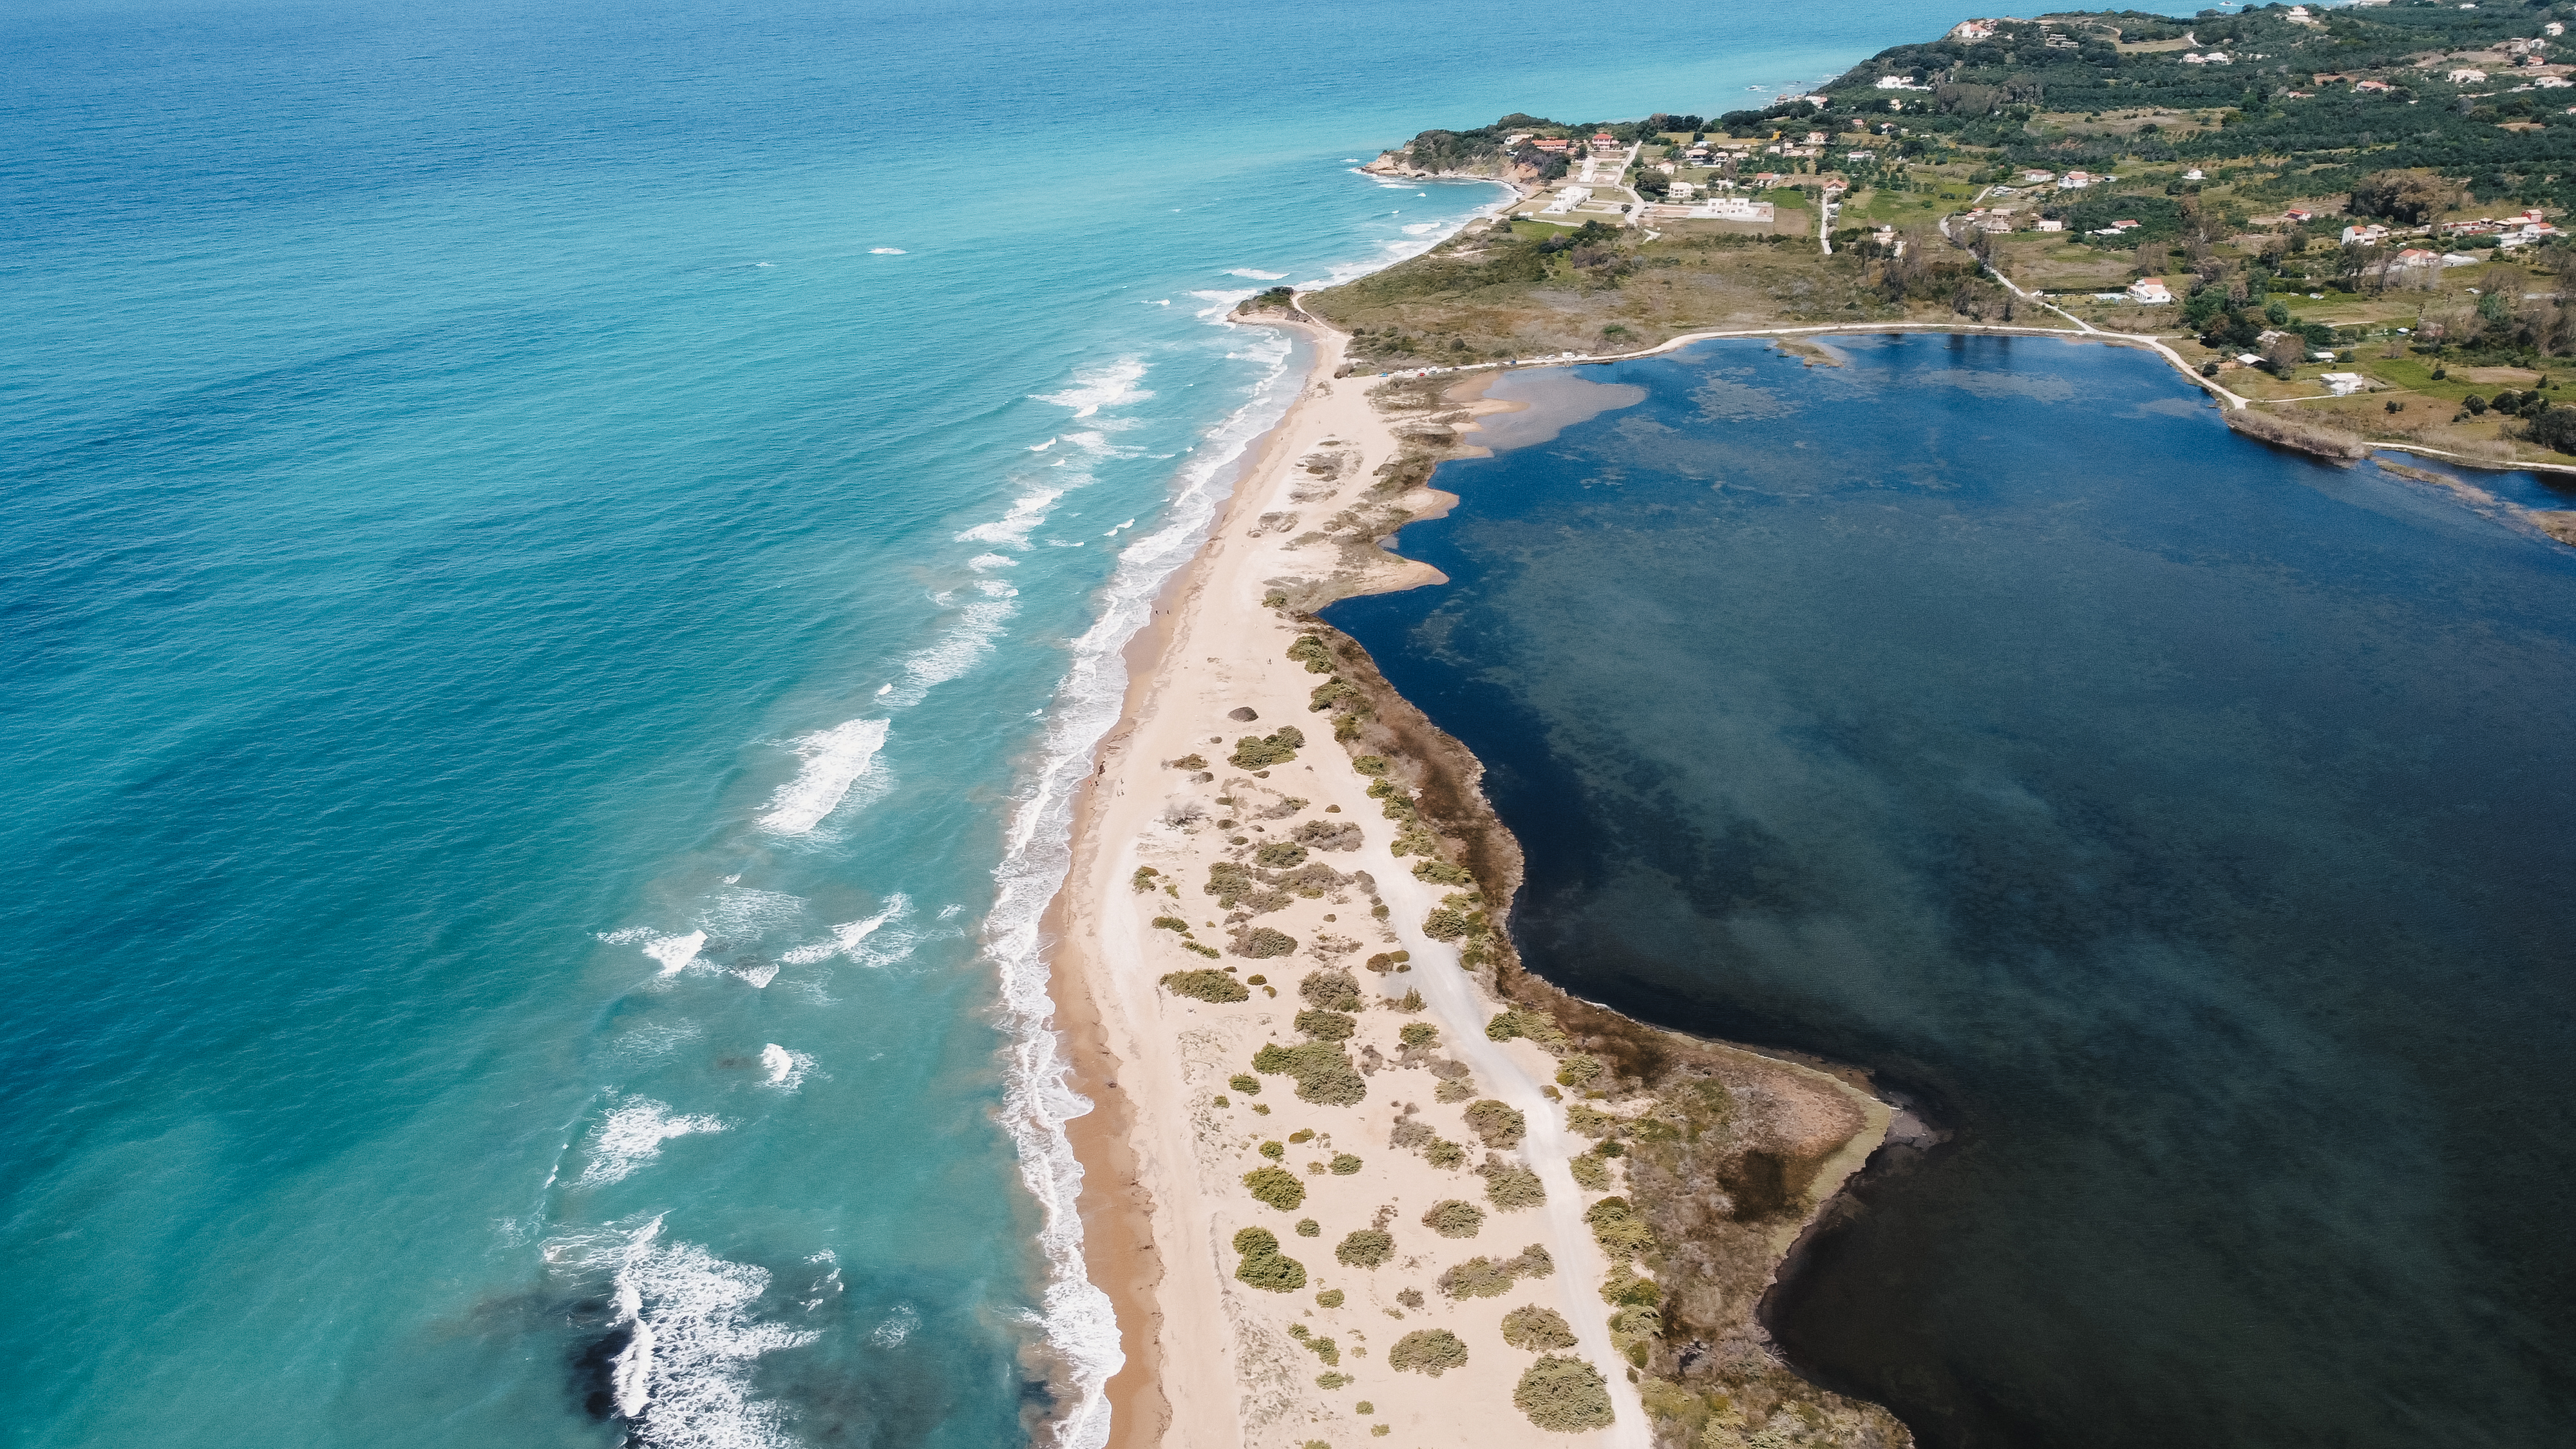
1044 311 1893 1449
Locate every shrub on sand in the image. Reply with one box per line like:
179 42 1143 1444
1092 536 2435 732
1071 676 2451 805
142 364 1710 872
1336 1229 1394 1267
1501 1305 1577 1351
1244 1165 1307 1211
1421 1198 1484 1238
1387 1329 1470 1378
1463 1099 1526 1150
1232 1227 1307 1292
1300 969 1363 1010
1514 1355 1615 1431
1160 969 1249 1003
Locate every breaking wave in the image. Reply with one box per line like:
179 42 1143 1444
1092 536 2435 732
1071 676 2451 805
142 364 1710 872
757 718 891 835
597 1218 819 1449
582 1100 728 1187
1032 357 1150 418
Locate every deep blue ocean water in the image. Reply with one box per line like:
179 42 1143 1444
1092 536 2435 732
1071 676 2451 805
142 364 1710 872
1326 336 2576 1449
0 3 2221 1447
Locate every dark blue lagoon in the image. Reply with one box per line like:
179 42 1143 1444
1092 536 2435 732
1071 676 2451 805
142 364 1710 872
1325 336 2576 1449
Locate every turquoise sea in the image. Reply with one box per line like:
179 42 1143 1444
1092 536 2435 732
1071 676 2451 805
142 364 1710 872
1 2 2171 1446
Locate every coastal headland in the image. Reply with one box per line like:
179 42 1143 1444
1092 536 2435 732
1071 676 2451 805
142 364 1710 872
1044 289 1908 1448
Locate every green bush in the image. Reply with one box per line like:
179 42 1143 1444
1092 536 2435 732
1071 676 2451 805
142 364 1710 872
1287 1129 1314 1143
1554 1053 1604 1089
1295 1218 1321 1238
1233 1227 1308 1292
1484 1009 1570 1052
1288 635 1334 673
1336 1229 1394 1267
1152 915 1189 932
1568 1151 1612 1191
1205 861 1257 904
1396 1287 1424 1309
1564 1103 1620 1139
1296 1009 1358 1041
1424 1138 1466 1170
1387 1329 1470 1377
1350 754 1389 776
1599 1265 1660 1307
1480 1160 1546 1211
1399 1023 1438 1048
1392 989 1424 1013
1422 906 1477 941
1261 1140 1285 1160
1514 1356 1614 1431
1252 1039 1367 1105
1422 1198 1484 1237
1316 1289 1345 1308
1501 1305 1577 1351
1464 1099 1526 1150
1411 858 1472 886
1171 753 1208 771
1132 866 1160 892
1230 727 1306 769
1583 1197 1656 1262
1184 942 1220 958
1310 677 1360 713
1231 1074 1260 1095
1330 1153 1363 1175
1301 1334 1341 1366
1257 841 1311 868
1244 1165 1307 1211
1314 1372 1352 1390
1300 969 1362 1011
1436 1244 1551 1301
1160 969 1249 1003
1236 926 1298 958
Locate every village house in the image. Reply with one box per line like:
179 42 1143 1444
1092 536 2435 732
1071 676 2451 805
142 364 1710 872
2128 276 2175 304
2356 79 2395 92
2035 218 2065 231
2448 68 2489 83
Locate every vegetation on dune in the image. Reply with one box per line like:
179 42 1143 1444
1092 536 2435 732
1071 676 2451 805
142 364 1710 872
1300 968 1363 1010
1515 1355 1615 1432
1398 1021 1437 1049
1233 1226 1307 1291
1331 1152 1363 1175
1421 1198 1486 1238
1584 1196 1658 1262
1296 1009 1358 1041
1387 1328 1472 1377
1244 1165 1308 1211
1236 926 1298 959
1230 726 1305 769
1479 1156 1547 1211
1501 1304 1578 1352
1437 1244 1554 1300
1463 1099 1526 1150
1336 1228 1395 1267
1160 969 1249 1003
1253 1038 1368 1105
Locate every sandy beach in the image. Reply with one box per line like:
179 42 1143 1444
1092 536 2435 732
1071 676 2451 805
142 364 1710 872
1045 309 1899 1449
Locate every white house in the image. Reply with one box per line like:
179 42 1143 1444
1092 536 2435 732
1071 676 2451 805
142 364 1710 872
2449 68 2489 82
2320 372 2368 395
2129 276 2175 304
1694 197 1776 222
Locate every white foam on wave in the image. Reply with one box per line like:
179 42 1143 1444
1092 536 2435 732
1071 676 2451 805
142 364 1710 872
1034 357 1150 419
980 321 1303 1449
956 486 1064 549
779 896 909 967
582 1099 728 1186
596 1217 819 1449
968 553 1018 571
757 718 891 835
1300 180 1519 291
871 1302 921 1348
1227 268 1287 279
886 582 1016 706
643 931 708 977
1402 222 1439 236
870 247 906 254
759 1043 816 1090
